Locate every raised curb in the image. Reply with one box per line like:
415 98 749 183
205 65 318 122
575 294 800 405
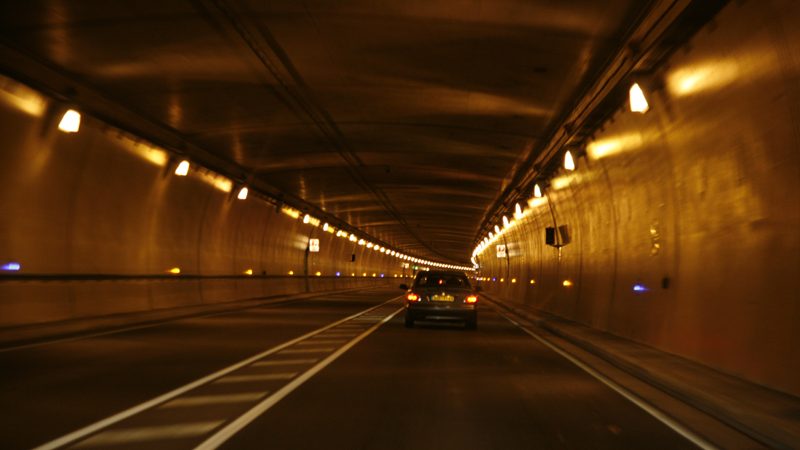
485 295 800 449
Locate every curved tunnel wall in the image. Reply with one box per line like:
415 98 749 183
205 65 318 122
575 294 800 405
0 80 404 328
480 1 800 396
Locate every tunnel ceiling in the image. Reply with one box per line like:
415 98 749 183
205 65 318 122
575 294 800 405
0 0 654 263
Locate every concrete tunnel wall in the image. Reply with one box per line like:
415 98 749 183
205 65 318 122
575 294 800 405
478 0 800 397
0 81 403 329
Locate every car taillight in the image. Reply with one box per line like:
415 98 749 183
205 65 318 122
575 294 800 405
407 293 420 302
465 295 478 304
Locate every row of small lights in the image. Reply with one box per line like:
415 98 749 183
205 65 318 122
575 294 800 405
476 276 572 287
476 275 650 294
471 82 651 266
2 107 473 274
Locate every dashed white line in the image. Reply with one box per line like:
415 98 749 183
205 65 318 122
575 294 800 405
296 339 346 345
252 359 318 367
280 347 337 354
72 421 224 448
31 296 401 450
158 393 266 408
194 306 403 450
214 373 297 383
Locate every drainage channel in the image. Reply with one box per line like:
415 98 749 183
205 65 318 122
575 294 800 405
35 298 403 450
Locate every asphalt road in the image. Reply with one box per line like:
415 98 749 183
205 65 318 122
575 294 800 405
0 287 697 449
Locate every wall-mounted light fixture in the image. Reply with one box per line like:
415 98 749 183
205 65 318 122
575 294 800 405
174 160 190 176
629 82 649 113
58 109 81 133
237 186 249 200
564 150 576 171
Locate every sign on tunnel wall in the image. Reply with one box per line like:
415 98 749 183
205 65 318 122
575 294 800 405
496 244 507 258
309 239 320 252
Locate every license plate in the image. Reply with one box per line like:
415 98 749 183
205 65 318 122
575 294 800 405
431 294 454 302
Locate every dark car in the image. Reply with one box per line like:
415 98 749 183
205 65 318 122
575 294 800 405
400 271 479 329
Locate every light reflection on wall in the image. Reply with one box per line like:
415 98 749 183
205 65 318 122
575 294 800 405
551 173 577 190
0 75 47 117
196 169 232 193
667 60 741 97
119 138 169 167
587 133 644 160
527 197 548 209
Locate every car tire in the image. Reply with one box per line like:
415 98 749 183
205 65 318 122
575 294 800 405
404 316 414 328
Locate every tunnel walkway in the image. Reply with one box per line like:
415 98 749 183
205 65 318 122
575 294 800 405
0 287 762 450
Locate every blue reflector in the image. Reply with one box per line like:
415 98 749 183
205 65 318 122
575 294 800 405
380 273 385 278
335 272 341 277
2 262 21 271
633 284 649 293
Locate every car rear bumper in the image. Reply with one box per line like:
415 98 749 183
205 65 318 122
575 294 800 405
405 303 476 321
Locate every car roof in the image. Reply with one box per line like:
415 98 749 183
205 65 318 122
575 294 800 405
415 271 468 278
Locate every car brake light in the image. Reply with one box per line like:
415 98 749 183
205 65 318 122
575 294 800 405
465 295 478 304
407 293 420 302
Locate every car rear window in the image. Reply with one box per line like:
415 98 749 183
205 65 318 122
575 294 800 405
414 273 471 288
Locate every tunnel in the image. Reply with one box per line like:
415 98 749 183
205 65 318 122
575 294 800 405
0 0 798 448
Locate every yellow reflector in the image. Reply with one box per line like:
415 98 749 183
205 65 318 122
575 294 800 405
563 280 573 287
168 267 181 274
288 270 294 275
315 271 321 276
244 269 253 275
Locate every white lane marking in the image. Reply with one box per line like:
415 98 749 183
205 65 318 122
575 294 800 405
214 373 297 383
31 295 402 450
295 339 346 346
315 332 357 338
499 312 718 450
195 306 403 450
72 421 223 448
252 359 318 367
279 347 337 354
159 392 266 408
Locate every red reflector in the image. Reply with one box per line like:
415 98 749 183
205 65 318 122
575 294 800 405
407 293 419 302
465 295 478 304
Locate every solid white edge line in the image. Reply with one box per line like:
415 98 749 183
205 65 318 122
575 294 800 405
194 306 404 450
31 295 403 450
498 312 718 450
